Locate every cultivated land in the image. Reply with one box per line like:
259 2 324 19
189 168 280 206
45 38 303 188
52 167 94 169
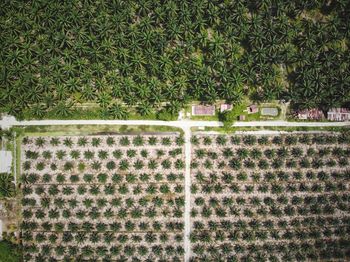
1 1 350 260
20 134 186 261
190 133 350 261
1 2 349 119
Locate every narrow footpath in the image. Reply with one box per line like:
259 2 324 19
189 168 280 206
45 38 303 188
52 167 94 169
183 127 192 262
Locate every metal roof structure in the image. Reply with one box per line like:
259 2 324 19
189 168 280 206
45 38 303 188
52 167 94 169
261 107 278 116
327 108 350 121
0 151 12 173
220 104 232 113
247 104 259 114
297 109 325 120
192 105 216 116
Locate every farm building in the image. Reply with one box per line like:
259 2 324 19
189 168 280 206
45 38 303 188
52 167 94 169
239 115 246 121
297 108 324 120
192 105 215 116
247 104 259 114
0 151 12 173
327 108 350 121
261 107 278 116
220 104 232 113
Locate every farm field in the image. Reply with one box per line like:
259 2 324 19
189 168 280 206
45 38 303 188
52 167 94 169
20 133 185 261
190 133 350 261
1 1 349 119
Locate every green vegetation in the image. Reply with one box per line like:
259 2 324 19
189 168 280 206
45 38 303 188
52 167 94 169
21 134 185 260
12 125 183 137
219 103 249 127
0 240 22 262
0 173 15 198
191 133 350 260
1 1 349 119
196 126 350 133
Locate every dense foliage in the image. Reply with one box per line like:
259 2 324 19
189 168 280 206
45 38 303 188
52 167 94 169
0 173 15 198
191 134 350 261
0 240 22 262
21 134 185 261
1 1 349 118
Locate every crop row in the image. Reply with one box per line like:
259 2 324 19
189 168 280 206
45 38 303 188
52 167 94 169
191 181 349 195
23 135 185 147
190 203 347 219
194 146 350 159
192 216 350 231
191 134 350 146
22 183 184 200
23 158 184 172
24 147 183 161
191 226 349 243
22 219 184 233
23 241 184 261
193 170 350 183
23 171 184 185
191 238 349 262
22 205 184 221
192 191 348 206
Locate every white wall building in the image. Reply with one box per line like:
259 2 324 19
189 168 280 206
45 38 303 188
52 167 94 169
0 151 12 173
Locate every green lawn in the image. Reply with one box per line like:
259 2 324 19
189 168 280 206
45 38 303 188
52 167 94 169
22 106 162 121
12 124 183 137
0 241 22 262
196 126 350 133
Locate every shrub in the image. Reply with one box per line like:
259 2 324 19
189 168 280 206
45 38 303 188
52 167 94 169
106 137 115 146
133 136 144 146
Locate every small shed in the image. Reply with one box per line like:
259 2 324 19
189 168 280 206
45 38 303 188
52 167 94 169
192 105 215 116
327 108 350 121
261 107 278 116
297 110 308 120
220 104 232 113
0 151 12 173
239 115 246 121
247 104 259 114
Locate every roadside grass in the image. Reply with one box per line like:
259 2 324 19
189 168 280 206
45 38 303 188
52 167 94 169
12 124 183 137
22 107 160 121
187 99 283 122
190 112 220 121
193 125 350 133
0 240 22 262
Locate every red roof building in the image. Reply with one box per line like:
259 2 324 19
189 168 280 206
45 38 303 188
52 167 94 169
247 104 259 114
192 105 215 116
239 115 246 121
220 104 233 113
297 109 324 120
327 108 350 121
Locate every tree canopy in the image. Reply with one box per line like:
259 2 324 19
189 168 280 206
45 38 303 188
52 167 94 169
0 0 349 118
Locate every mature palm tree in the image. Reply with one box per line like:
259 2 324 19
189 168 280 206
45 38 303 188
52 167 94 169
0 173 15 197
136 101 152 116
53 101 73 117
108 103 128 119
81 85 97 101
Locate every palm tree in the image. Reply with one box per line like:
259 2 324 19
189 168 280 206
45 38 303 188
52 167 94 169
0 173 15 197
108 103 129 119
137 101 153 116
81 85 97 101
53 101 73 117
